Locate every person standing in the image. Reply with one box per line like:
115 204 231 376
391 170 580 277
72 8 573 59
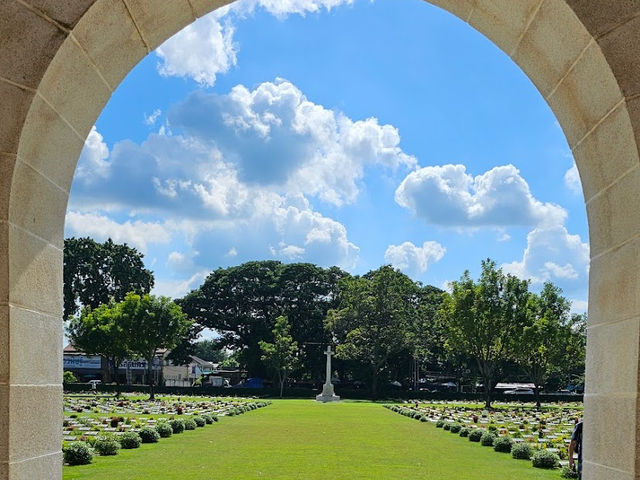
569 419 583 479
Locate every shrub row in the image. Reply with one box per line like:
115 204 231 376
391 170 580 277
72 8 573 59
64 401 271 466
383 404 561 471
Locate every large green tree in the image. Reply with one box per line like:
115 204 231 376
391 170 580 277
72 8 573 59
179 261 346 378
259 316 300 397
440 259 530 408
407 285 445 389
64 237 154 320
67 299 131 396
325 266 421 398
518 283 575 409
120 293 192 400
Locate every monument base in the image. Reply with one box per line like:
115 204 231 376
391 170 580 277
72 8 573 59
316 382 340 402
315 393 341 403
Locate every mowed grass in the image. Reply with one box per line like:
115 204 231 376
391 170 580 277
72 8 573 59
63 400 560 480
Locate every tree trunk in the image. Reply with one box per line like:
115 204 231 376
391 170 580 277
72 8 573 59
482 374 493 409
534 385 541 411
147 354 155 401
477 360 494 409
371 367 378 400
279 372 284 398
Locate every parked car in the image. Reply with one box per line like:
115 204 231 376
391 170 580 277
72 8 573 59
504 388 534 395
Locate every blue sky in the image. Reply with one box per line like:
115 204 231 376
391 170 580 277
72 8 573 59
65 0 589 311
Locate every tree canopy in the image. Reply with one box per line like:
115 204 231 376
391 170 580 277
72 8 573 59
64 237 154 320
325 266 424 398
260 316 299 397
120 293 192 399
178 261 347 378
440 259 530 408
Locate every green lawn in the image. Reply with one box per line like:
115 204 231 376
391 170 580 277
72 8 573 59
63 400 561 480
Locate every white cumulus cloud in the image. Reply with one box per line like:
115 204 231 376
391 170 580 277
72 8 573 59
384 241 445 274
75 126 110 182
169 79 416 205
156 15 237 87
395 164 567 228
65 211 172 253
153 270 210 299
564 162 582 195
502 224 589 295
234 0 354 18
155 0 355 86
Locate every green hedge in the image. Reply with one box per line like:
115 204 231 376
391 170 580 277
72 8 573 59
63 383 583 403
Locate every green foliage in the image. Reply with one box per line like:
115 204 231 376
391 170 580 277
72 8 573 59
138 427 160 443
63 371 78 384
326 266 422 397
259 316 299 397
439 259 530 408
436 420 444 428
67 299 131 393
120 293 192 399
469 429 484 442
493 436 513 453
178 261 347 378
201 414 214 424
517 282 584 408
450 424 462 433
94 434 120 455
511 443 533 460
119 432 141 449
156 422 173 438
480 432 496 446
561 466 579 478
531 450 559 469
169 419 185 434
184 419 197 430
63 441 93 465
192 339 228 363
193 416 206 427
459 428 469 437
64 237 154 320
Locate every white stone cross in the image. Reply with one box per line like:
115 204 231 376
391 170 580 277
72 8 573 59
316 345 340 402
324 346 333 386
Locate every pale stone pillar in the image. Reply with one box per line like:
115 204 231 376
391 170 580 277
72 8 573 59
1 0 640 479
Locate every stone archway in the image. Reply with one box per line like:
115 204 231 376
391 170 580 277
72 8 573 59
1 1 639 478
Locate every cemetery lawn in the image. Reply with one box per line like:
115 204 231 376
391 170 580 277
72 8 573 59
63 400 560 480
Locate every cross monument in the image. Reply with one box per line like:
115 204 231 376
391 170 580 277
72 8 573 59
315 345 340 402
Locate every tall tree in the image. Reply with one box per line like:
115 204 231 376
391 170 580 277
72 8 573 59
259 316 300 397
64 237 154 320
121 293 192 400
179 261 346 378
67 299 131 396
325 266 420 398
440 259 530 408
408 285 445 389
518 283 574 410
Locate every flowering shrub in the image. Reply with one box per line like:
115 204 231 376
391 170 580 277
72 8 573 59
63 442 93 465
511 443 533 460
469 429 484 442
119 432 141 449
139 426 160 443
170 419 185 434
532 449 559 469
156 422 173 438
94 434 120 456
493 436 513 453
480 432 496 447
